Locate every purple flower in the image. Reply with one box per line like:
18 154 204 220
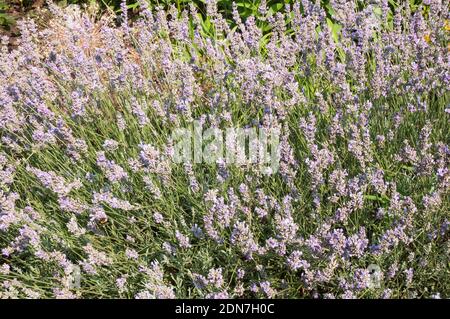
125 248 139 260
96 151 128 183
175 230 192 248
287 250 310 271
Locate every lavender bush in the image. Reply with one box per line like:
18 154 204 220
0 0 449 299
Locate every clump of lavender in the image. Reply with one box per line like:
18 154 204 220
0 0 448 299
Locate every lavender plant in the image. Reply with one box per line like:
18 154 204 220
0 0 449 299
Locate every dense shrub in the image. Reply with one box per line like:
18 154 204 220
0 0 449 298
